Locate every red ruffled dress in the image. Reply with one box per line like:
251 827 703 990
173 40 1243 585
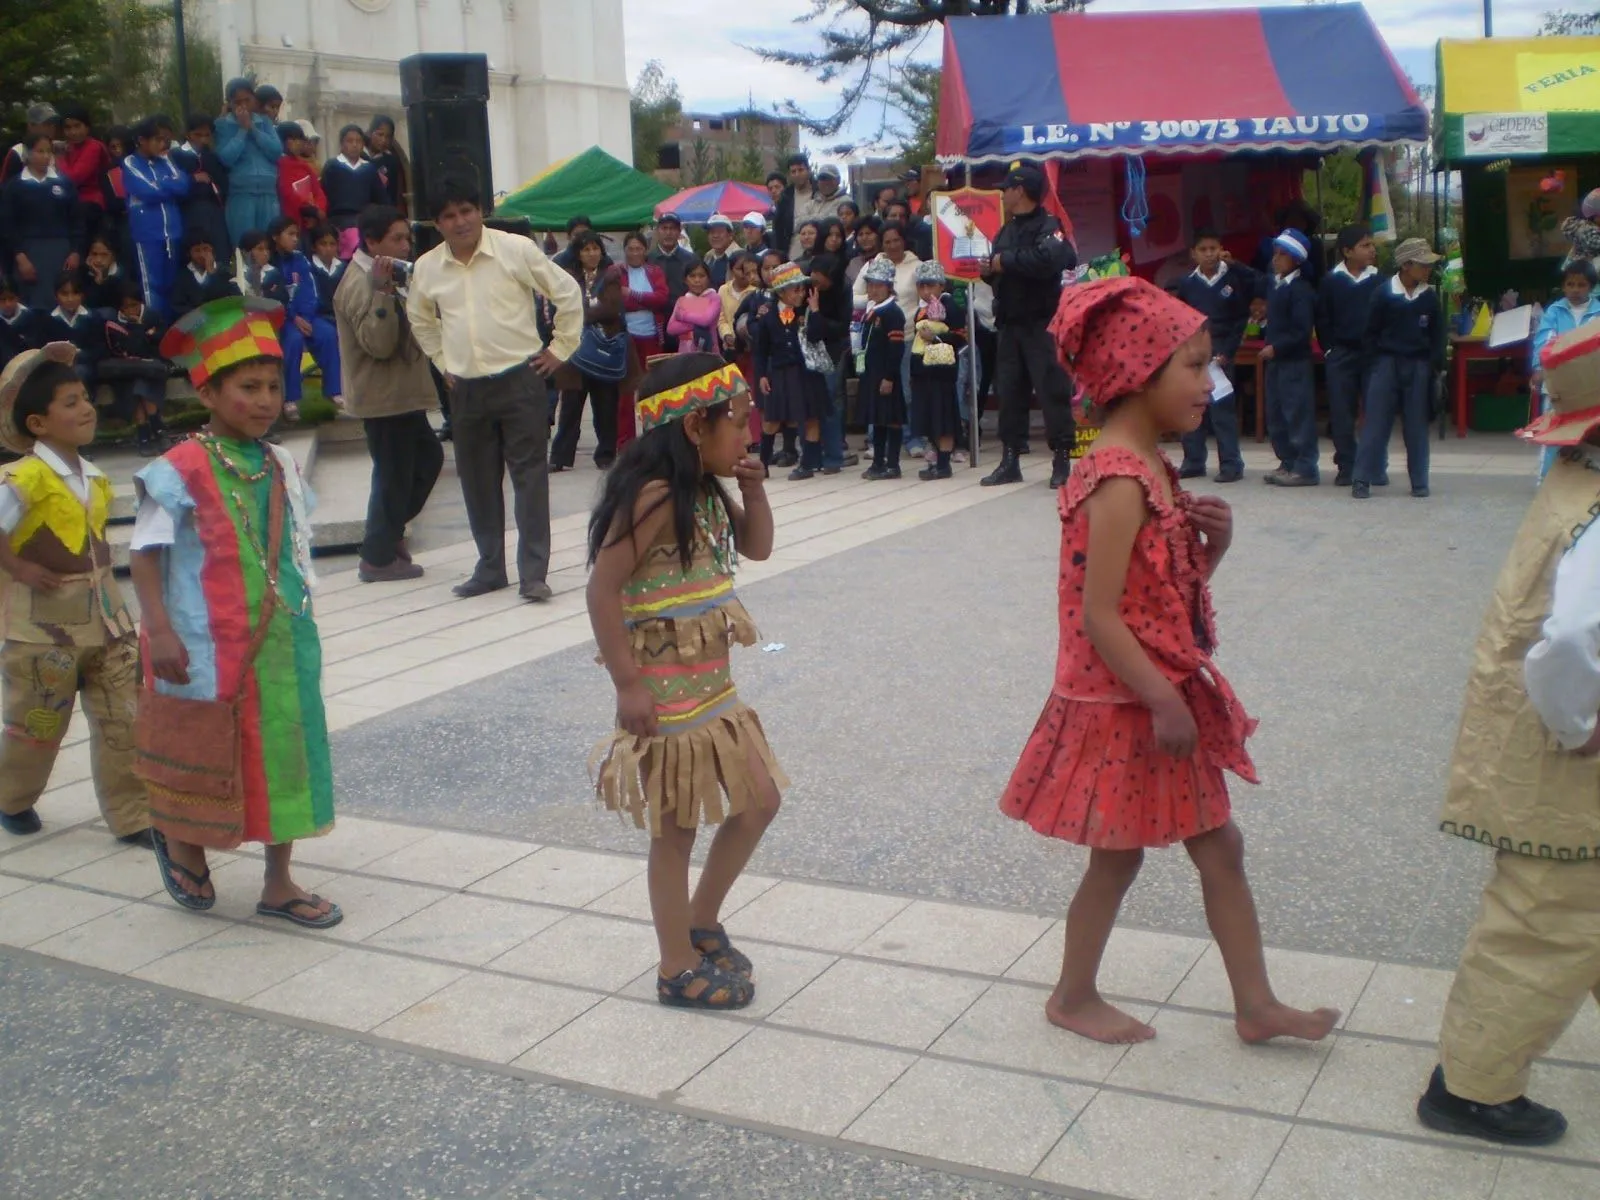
999 446 1258 850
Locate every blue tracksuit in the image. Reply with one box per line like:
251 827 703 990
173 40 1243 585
122 153 190 319
215 114 283 251
275 250 341 402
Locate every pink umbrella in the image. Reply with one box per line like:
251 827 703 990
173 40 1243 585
654 181 774 224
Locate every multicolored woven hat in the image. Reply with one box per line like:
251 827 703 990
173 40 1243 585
159 296 286 387
636 361 750 433
0 342 80 454
769 262 808 292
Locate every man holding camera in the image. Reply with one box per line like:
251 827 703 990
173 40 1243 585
333 205 445 583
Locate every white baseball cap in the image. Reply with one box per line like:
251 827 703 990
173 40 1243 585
742 212 767 227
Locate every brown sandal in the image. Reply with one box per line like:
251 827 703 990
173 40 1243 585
657 957 754 1010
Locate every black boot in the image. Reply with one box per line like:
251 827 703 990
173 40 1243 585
981 447 1023 487
882 427 903 478
776 428 799 468
1049 447 1072 489
1416 1066 1568 1147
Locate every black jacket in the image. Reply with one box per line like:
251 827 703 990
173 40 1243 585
42 308 105 366
988 207 1076 327
171 265 240 317
752 302 827 381
1264 274 1316 360
0 306 43 369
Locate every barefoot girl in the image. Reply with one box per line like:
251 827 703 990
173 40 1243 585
587 353 785 1009
1000 277 1337 1046
130 296 339 927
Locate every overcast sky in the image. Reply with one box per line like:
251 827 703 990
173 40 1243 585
620 0 1556 154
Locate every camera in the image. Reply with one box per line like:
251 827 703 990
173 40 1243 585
390 260 411 287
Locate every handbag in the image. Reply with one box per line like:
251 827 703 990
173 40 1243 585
133 463 285 850
801 332 835 375
571 323 630 382
923 342 957 367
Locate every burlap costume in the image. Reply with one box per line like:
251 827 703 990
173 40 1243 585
1435 322 1600 1105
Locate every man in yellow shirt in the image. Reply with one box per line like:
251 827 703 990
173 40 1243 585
409 181 583 601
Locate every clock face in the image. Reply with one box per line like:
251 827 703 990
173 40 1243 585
346 0 393 12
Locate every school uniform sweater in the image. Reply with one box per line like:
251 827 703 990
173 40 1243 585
366 149 406 210
1174 263 1260 362
908 294 966 379
43 307 106 367
170 264 240 317
309 257 344 317
84 266 129 316
1315 263 1382 353
319 156 386 229
0 168 83 253
1264 272 1315 361
0 306 43 369
1364 275 1444 368
104 305 165 361
750 303 827 381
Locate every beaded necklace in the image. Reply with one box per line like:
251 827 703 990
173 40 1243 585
197 433 311 618
695 489 736 576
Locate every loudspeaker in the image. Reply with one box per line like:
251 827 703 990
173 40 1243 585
400 54 489 105
406 99 494 220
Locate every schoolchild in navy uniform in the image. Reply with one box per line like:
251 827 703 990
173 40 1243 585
908 261 965 481
1317 224 1382 487
1176 228 1259 484
307 225 345 319
98 127 132 258
752 260 831 477
1260 228 1320 488
856 257 906 480
100 279 171 454
43 271 105 390
171 114 232 278
321 125 387 257
735 249 785 457
171 230 240 318
81 235 129 317
238 229 287 306
1352 238 1445 501
0 133 85 310
0 275 43 373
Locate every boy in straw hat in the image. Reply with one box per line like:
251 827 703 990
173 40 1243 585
0 342 149 845
128 296 340 927
1416 319 1600 1147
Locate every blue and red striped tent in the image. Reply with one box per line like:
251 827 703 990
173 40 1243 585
936 4 1429 164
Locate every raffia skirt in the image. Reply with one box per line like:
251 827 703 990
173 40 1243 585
590 606 788 836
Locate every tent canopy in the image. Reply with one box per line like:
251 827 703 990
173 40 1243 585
1437 37 1600 165
937 4 1428 164
497 146 673 229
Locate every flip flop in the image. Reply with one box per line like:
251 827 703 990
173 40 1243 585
151 829 215 912
255 896 344 930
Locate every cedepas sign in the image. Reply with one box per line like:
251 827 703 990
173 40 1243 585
932 188 1005 282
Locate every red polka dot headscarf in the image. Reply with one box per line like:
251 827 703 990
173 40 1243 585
1049 277 1206 411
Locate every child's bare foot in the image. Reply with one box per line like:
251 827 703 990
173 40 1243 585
260 878 334 919
1046 993 1157 1045
1236 1003 1340 1044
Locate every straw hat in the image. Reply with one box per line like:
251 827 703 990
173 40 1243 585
0 343 80 454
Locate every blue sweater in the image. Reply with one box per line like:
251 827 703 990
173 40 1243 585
1365 277 1444 367
1174 263 1260 361
309 257 344 317
273 251 319 321
320 156 387 227
0 306 43 369
122 153 190 244
0 169 83 254
1315 265 1382 352
214 114 283 195
1264 273 1315 360
43 307 106 365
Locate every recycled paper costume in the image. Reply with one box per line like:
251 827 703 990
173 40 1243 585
590 362 787 834
132 297 333 846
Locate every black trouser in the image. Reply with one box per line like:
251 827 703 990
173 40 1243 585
1323 346 1369 475
451 364 551 588
430 362 451 427
360 410 445 567
975 324 998 414
994 319 1074 452
552 377 619 468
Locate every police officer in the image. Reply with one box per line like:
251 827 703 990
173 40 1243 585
982 164 1077 488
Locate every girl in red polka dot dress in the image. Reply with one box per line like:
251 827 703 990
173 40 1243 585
999 277 1339 1048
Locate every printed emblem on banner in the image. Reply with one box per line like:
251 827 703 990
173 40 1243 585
1463 113 1549 157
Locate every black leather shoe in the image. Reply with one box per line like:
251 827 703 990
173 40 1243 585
453 577 509 599
1049 449 1072 489
1416 1066 1567 1146
1334 471 1354 488
0 808 42 835
1214 469 1244 484
918 464 953 481
787 465 815 481
1352 482 1371 500
519 581 553 603
981 449 1023 487
1178 465 1207 480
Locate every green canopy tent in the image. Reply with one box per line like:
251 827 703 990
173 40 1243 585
496 146 672 229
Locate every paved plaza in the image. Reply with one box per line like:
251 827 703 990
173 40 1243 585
2 431 1597 1200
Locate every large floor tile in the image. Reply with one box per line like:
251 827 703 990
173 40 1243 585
930 980 1149 1083
488 913 660 991
514 997 750 1094
245 948 464 1031
1346 962 1455 1042
367 893 567 966
1105 1009 1330 1115
1491 1159 1600 1199
845 1057 1092 1176
56 846 168 900
851 899 1053 975
32 778 110 826
1005 923 1210 1004
1550 999 1600 1066
1034 1091 1290 1200
290 874 446 944
199 860 340 924
1254 1125 1498 1200
1170 944 1374 1025
374 973 600 1063
769 957 990 1049
284 816 434 872
1523 1061 1600 1164
359 830 538 889
31 902 218 973
677 1027 914 1136
727 880 910 952
468 847 645 908
584 869 779 922
0 873 37 899
617 940 837 1019
131 925 343 1002
0 828 130 879
1299 1035 1449 1140
0 882 127 947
